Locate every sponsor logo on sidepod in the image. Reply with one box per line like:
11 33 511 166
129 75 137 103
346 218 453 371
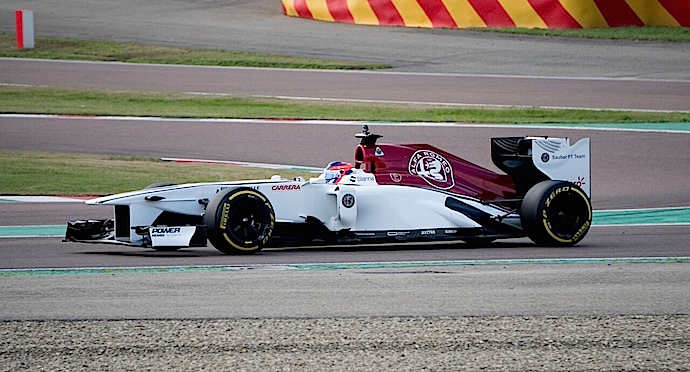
342 194 355 208
271 184 301 191
543 153 586 162
408 150 455 190
349 175 376 183
151 227 181 234
390 173 403 183
151 227 182 237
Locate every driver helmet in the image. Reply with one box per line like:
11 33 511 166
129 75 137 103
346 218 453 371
324 161 353 183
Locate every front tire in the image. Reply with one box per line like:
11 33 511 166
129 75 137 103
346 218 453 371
204 187 275 254
520 180 592 246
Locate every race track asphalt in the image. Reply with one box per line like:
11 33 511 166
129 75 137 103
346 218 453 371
0 0 689 346
2 59 689 111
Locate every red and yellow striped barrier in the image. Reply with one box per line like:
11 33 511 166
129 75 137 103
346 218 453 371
281 0 689 29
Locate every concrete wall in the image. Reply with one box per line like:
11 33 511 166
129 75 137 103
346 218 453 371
281 0 689 29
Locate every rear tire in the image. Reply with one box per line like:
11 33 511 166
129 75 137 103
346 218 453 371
520 180 592 246
204 187 275 254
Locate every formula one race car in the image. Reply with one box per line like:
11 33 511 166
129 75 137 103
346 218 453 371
65 126 592 254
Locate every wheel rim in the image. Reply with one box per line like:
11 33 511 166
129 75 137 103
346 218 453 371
545 189 590 239
228 196 270 242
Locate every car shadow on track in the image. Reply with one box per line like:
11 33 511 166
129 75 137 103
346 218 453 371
74 238 576 260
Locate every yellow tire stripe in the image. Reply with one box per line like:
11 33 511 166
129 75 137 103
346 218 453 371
223 233 259 251
543 187 592 243
221 189 273 251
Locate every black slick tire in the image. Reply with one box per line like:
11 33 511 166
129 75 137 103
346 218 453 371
520 180 592 246
204 187 275 254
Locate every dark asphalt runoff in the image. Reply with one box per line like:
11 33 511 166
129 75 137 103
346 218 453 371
0 0 688 320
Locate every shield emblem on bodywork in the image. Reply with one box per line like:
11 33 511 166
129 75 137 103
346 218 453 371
408 150 455 190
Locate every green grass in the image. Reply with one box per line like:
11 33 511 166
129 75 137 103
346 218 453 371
473 26 690 42
0 33 389 70
2 86 688 123
0 150 309 196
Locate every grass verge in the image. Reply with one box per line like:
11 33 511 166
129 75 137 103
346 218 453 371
0 150 308 196
472 26 690 43
2 86 688 123
0 33 389 70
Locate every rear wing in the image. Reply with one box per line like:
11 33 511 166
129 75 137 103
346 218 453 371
492 137 590 198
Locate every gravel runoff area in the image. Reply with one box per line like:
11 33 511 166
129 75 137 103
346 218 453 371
2 316 688 371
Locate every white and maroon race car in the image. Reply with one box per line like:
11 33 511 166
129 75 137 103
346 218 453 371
66 126 592 254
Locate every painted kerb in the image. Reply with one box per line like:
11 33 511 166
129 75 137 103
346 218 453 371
282 0 689 29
